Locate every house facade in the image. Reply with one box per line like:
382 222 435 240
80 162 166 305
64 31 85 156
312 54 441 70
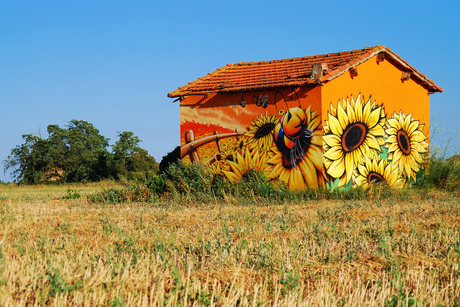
168 46 442 190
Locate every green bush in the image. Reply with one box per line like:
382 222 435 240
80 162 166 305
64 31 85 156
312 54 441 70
89 155 458 204
159 146 180 174
417 150 460 191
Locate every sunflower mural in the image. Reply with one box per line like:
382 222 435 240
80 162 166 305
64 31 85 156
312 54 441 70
323 94 429 189
209 114 277 181
221 147 272 183
385 112 428 183
181 92 430 191
245 114 279 152
323 94 386 188
353 156 404 189
207 104 325 190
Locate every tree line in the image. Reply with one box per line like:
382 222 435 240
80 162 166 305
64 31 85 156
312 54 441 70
3 119 160 184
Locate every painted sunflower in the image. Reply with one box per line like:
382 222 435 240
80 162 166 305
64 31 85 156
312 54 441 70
323 94 386 187
210 139 247 176
222 147 272 183
353 156 405 189
385 112 428 182
245 114 279 152
267 106 323 190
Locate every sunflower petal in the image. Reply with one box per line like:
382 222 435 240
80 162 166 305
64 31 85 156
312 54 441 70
386 135 397 143
324 146 343 161
346 100 356 122
304 146 321 171
367 108 381 128
388 143 399 153
228 160 243 178
412 142 427 153
300 159 318 188
310 135 323 146
354 95 363 122
404 113 413 131
337 103 349 131
386 127 398 135
394 149 403 163
222 170 238 183
338 175 350 187
323 134 341 147
309 117 321 131
363 99 372 120
387 118 399 130
289 169 305 191
357 162 367 176
328 113 343 136
366 135 382 151
407 119 419 135
410 130 426 142
327 157 345 178
279 169 290 184
344 154 354 183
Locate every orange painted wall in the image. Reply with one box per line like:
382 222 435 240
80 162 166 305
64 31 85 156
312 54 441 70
179 86 325 190
320 55 431 188
322 56 430 139
180 86 322 146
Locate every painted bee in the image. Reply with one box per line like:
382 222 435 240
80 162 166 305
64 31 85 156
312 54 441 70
274 107 314 167
274 124 296 152
281 107 307 138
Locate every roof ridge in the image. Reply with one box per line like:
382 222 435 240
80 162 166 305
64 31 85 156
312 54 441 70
231 46 380 67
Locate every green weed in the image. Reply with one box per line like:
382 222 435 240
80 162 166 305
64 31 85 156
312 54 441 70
65 188 81 199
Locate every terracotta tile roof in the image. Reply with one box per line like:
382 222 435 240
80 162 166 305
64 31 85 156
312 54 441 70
168 46 442 98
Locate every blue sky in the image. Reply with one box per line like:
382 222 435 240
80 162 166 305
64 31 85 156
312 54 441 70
1 1 459 181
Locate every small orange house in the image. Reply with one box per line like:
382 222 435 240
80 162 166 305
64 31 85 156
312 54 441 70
168 46 442 190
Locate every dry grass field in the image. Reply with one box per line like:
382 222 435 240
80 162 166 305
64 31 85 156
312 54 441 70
0 184 459 306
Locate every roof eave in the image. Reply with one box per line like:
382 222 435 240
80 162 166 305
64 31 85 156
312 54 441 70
383 48 443 93
168 82 319 98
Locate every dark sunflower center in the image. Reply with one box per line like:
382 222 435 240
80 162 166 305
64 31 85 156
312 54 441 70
342 123 367 152
367 172 385 184
282 129 312 169
254 123 275 139
397 130 411 155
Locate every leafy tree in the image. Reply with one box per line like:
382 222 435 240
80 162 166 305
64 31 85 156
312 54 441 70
51 120 110 182
4 120 109 183
4 134 52 183
112 131 142 160
4 120 159 184
111 131 159 181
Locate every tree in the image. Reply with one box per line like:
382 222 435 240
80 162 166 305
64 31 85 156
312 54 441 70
4 120 110 183
111 131 159 181
4 134 53 183
60 120 109 182
4 120 159 184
